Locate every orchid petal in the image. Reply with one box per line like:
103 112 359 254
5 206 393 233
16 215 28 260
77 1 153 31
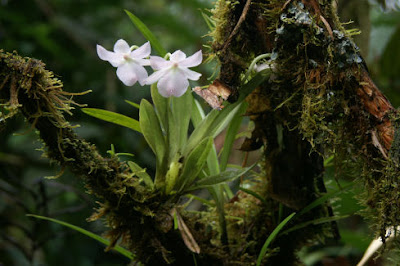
170 50 187 63
149 56 170 70
116 63 138 86
96 44 124 67
114 39 130 54
136 58 151 66
131 63 149 86
157 70 189 97
181 68 202 81
130 41 151 59
145 68 168 85
180 50 202 68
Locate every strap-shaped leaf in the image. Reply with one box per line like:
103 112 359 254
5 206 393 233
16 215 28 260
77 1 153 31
151 84 168 133
139 99 166 164
167 101 179 163
239 187 268 205
124 10 167 57
184 164 254 192
297 182 354 217
125 100 140 110
171 89 193 151
184 102 241 157
27 214 134 260
280 215 348 236
191 98 221 178
219 102 247 171
256 213 296 266
191 98 206 127
82 108 141 133
175 137 213 192
185 72 267 157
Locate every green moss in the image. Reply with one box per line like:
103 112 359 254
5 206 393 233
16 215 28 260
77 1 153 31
260 1 400 243
210 0 240 47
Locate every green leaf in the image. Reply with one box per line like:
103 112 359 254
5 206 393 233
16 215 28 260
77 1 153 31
297 183 354 217
184 103 239 157
125 10 167 57
256 213 296 266
167 100 180 163
171 89 193 151
186 164 254 192
323 155 334 167
82 108 141 133
219 102 247 171
206 142 220 176
186 194 215 207
191 98 206 128
26 214 134 260
139 99 166 169
176 137 213 192
125 100 140 110
127 161 154 189
151 84 168 133
237 72 268 102
238 187 268 205
185 73 267 157
191 98 222 176
281 215 348 236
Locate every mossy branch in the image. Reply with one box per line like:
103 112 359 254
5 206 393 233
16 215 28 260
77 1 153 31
0 50 282 265
0 50 195 264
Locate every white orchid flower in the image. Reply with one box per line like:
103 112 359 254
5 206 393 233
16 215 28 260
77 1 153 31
145 50 202 97
97 39 151 86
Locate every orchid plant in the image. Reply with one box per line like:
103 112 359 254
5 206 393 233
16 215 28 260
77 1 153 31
78 10 269 255
93 40 257 197
90 8 270 196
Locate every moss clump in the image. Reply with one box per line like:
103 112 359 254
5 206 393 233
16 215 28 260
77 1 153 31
210 0 241 47
210 0 269 99
260 1 400 242
0 50 76 128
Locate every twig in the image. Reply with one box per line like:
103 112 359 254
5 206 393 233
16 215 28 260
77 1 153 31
319 15 333 38
222 0 252 52
281 0 293 11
